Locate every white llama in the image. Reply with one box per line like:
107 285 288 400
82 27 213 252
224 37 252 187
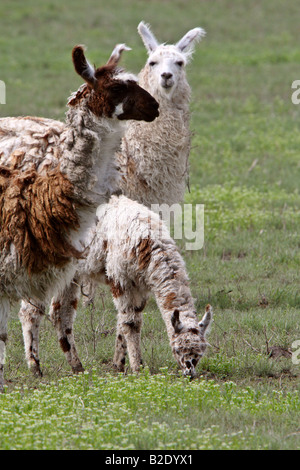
0 44 159 390
94 197 213 378
117 21 206 207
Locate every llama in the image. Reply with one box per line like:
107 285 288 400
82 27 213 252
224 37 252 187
94 196 213 378
117 21 206 207
21 196 213 378
0 44 159 390
18 23 209 377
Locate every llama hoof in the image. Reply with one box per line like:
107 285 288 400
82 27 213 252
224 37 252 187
131 363 142 374
72 364 85 374
113 362 125 373
32 365 43 378
29 360 43 378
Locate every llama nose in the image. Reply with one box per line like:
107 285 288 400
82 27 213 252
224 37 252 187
183 367 196 379
161 72 172 80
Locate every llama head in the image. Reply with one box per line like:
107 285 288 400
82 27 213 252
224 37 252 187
70 44 159 122
138 21 206 99
171 304 213 378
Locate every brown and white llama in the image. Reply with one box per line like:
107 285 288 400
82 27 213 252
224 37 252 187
0 44 159 390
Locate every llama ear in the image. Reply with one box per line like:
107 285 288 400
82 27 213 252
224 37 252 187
176 27 206 57
138 21 159 53
171 309 184 334
199 304 213 337
72 45 96 87
106 44 131 67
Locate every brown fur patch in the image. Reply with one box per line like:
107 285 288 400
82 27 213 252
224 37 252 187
52 301 61 312
68 66 120 118
136 236 153 271
87 86 116 118
8 150 26 170
121 139 136 179
129 246 136 261
126 158 136 178
163 292 177 310
59 337 71 352
0 165 82 274
68 84 91 107
21 116 49 124
107 278 124 298
70 299 78 310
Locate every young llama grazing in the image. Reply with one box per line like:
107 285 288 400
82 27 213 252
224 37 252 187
18 23 210 378
0 44 159 390
91 197 213 378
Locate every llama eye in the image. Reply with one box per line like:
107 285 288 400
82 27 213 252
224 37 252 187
176 61 184 67
149 61 157 67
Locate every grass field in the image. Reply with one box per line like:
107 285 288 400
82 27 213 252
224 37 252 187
0 0 299 450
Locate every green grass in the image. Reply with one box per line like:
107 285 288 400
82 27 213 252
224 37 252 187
0 0 300 451
0 369 299 450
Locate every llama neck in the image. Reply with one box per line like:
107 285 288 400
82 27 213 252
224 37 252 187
117 68 191 207
119 106 191 206
148 242 197 339
61 101 123 209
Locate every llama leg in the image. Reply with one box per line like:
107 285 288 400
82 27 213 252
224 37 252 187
49 280 84 374
111 287 147 373
81 276 96 308
113 315 128 372
0 297 10 392
123 313 143 373
114 310 143 373
18 300 44 377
